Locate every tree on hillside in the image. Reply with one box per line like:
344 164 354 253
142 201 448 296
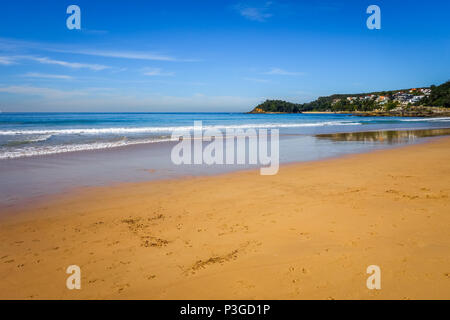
419 81 450 108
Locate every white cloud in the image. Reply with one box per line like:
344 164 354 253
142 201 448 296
57 49 198 62
0 55 110 71
0 56 16 65
235 2 273 22
264 67 305 76
244 77 271 83
26 56 109 71
23 72 73 80
0 85 89 99
143 68 175 76
0 37 198 62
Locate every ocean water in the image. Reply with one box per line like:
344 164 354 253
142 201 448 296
1 112 450 208
1 112 450 159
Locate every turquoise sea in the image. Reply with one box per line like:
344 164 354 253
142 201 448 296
1 112 450 159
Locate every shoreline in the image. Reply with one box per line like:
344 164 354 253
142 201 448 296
0 136 449 299
2 127 449 213
0 135 422 217
252 111 450 117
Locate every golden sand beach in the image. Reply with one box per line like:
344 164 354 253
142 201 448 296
0 137 449 299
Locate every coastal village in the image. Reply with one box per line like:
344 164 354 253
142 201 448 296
250 81 450 116
333 87 432 107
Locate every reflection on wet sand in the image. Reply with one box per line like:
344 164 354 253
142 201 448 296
316 128 450 144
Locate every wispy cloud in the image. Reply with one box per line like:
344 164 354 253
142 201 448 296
0 56 16 65
0 37 199 62
22 72 74 80
143 68 175 76
235 1 273 22
57 49 198 62
244 77 271 83
26 56 109 71
0 85 89 99
0 55 110 71
263 67 305 76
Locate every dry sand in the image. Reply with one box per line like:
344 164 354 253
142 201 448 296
0 137 449 299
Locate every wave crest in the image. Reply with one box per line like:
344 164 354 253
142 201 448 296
0 121 361 136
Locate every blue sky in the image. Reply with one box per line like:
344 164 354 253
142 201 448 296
0 0 449 112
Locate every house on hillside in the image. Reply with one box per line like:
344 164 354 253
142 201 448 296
346 97 357 104
410 95 425 103
394 93 414 105
421 88 431 95
376 96 390 105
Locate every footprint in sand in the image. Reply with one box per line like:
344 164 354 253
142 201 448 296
236 280 256 290
141 236 169 248
116 284 130 294
299 232 311 240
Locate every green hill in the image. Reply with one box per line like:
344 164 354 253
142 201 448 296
249 81 450 113
418 81 450 108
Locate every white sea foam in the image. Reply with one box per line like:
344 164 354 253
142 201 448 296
0 137 175 159
398 117 450 122
0 121 361 136
0 121 364 159
26 134 53 142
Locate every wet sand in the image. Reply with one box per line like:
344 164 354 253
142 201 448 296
0 137 449 299
2 128 448 209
